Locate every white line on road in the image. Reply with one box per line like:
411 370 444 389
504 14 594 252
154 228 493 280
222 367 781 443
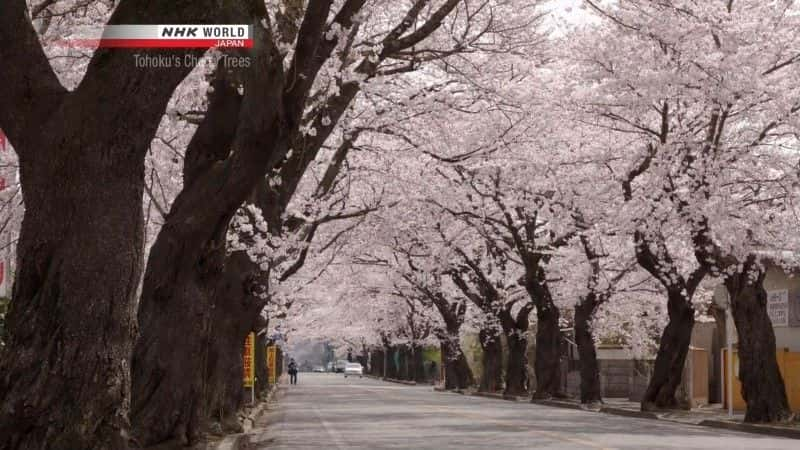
359 386 618 450
312 405 348 450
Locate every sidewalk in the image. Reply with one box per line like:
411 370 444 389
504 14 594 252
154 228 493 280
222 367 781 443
198 383 284 450
529 397 800 440
426 382 800 440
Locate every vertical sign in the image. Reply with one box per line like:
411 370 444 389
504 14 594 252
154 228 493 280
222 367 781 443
767 289 789 327
266 345 276 385
243 332 255 387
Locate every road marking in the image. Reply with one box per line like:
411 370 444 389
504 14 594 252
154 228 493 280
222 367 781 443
431 405 618 450
312 405 348 450
359 386 617 450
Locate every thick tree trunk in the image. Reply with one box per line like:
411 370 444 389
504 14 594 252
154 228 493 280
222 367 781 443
532 303 562 399
0 160 143 450
505 331 529 397
205 252 264 433
478 328 503 393
276 348 284 379
641 290 694 411
399 345 409 380
130 226 226 446
498 306 531 397
132 36 288 446
412 345 426 382
371 349 384 376
0 5 216 446
385 346 396 379
575 295 602 404
725 267 792 423
403 345 414 381
254 321 269 397
441 337 474 390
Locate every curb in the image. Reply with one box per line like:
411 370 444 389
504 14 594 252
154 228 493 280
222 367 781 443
472 391 521 402
531 399 800 440
384 378 417 386
600 407 659 420
207 385 281 450
531 399 584 411
699 420 800 440
365 374 419 386
434 386 467 394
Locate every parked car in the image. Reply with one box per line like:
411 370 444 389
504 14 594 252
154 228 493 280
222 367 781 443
312 366 326 373
334 360 348 373
343 362 363 378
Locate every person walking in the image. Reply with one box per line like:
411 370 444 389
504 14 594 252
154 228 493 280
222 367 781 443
288 358 298 385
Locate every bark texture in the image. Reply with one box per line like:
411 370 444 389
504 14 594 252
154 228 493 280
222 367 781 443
499 306 532 397
532 301 562 399
478 328 503 393
505 331 529 397
131 18 287 445
632 230 705 411
641 289 694 410
574 295 602 404
441 338 474 390
725 266 792 423
204 252 265 433
0 1 221 447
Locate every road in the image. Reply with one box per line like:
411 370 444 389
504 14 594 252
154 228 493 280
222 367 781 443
248 373 797 449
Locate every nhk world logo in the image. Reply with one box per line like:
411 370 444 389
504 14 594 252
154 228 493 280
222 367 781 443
56 25 253 49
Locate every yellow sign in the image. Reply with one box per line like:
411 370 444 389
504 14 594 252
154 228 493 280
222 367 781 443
243 332 255 387
267 345 277 384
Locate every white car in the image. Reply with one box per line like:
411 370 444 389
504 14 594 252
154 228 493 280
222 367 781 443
343 362 363 378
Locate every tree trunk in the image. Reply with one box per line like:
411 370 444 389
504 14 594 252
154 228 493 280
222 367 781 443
412 345 425 383
371 349 383 376
204 252 265 433
478 328 503 393
725 266 792 423
0 156 143 450
532 302 562 399
505 331 529 397
276 347 284 379
399 345 409 380
131 38 288 446
575 294 602 404
641 290 694 411
254 321 269 397
498 306 531 398
385 346 397 378
130 226 226 446
441 335 474 390
0 0 229 444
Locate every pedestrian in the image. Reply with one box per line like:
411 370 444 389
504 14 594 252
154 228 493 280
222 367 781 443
288 358 298 385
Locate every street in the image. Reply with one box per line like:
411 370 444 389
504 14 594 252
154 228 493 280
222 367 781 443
248 374 797 449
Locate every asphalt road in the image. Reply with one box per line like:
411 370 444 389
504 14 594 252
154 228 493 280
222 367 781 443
248 373 797 449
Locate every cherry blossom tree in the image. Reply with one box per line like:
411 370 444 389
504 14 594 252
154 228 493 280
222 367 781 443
0 1 253 447
567 0 800 419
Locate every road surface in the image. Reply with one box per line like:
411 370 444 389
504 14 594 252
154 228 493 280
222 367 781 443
248 373 797 449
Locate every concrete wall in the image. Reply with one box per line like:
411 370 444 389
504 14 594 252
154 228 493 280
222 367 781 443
600 359 634 398
564 347 639 399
